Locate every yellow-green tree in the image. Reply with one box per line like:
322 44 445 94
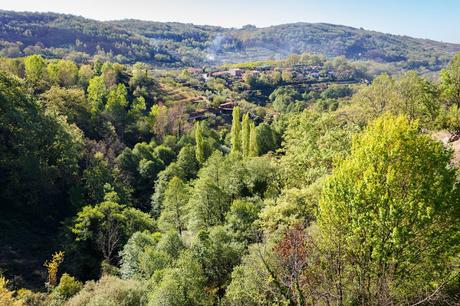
440 52 460 134
24 54 47 90
231 106 242 154
158 176 189 233
195 121 206 164
241 113 250 157
47 59 78 87
249 121 259 157
318 115 460 304
87 76 107 114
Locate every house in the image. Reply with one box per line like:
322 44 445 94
219 101 237 113
187 67 204 74
211 71 229 77
229 68 243 77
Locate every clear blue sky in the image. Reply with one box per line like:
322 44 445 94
2 0 459 43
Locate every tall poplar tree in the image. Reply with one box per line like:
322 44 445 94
241 113 250 157
231 106 242 154
195 121 206 164
249 121 259 157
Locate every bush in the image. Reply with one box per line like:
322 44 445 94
53 273 82 300
66 276 147 306
17 288 48 306
0 277 22 306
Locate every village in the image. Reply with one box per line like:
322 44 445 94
180 60 364 123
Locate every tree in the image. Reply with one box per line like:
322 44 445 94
40 86 91 132
0 71 83 217
44 251 65 287
78 64 94 87
231 106 242 154
191 226 244 299
71 199 155 262
105 83 128 113
116 142 165 209
87 76 107 114
24 54 47 90
158 177 189 233
249 121 259 157
241 113 250 157
66 276 146 306
395 71 439 126
148 252 212 305
195 121 206 164
279 110 354 189
225 199 261 242
440 52 460 134
318 115 460 304
47 59 78 87
82 153 115 204
119 231 161 279
269 86 300 112
187 152 232 231
105 83 128 131
352 73 398 119
256 123 277 155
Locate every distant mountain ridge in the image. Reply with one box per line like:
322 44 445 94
0 10 459 70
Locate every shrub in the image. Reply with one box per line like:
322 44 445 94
66 276 147 306
0 277 23 306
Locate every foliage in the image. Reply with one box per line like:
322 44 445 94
44 251 65 288
71 199 155 262
318 115 460 304
231 106 241 154
0 277 23 306
66 276 147 306
158 177 189 233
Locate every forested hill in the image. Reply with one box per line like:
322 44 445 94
1 10 460 70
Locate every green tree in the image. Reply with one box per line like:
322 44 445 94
256 123 277 155
105 83 128 113
158 177 189 233
231 106 242 154
0 71 83 216
105 83 128 131
47 59 78 87
187 152 232 230
78 64 94 87
119 231 161 279
24 54 47 90
249 121 259 157
195 121 206 164
225 199 261 242
440 52 460 134
40 86 92 133
318 115 460 304
395 71 439 126
71 199 155 262
148 252 212 306
87 75 107 114
82 152 115 204
352 73 398 120
241 113 250 157
279 110 355 189
191 226 244 299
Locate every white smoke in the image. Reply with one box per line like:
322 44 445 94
206 34 224 62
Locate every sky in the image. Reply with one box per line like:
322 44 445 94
1 0 459 43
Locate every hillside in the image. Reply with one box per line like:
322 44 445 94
1 10 460 70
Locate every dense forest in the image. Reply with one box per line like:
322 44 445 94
1 23 460 305
1 10 460 72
